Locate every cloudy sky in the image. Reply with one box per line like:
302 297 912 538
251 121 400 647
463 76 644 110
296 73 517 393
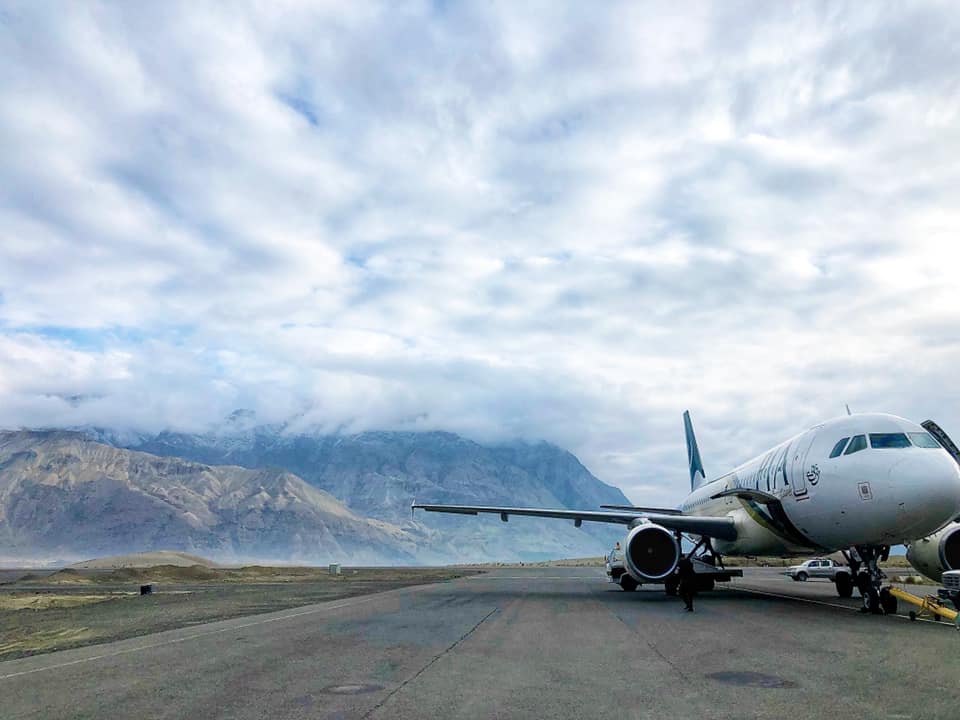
2 1 959 505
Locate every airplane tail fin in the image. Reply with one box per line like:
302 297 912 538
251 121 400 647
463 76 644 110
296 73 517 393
683 410 707 490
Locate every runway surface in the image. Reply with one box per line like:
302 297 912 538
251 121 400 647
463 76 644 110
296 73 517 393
2 567 958 719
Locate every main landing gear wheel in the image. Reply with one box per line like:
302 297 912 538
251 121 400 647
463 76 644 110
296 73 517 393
620 576 638 592
835 573 854 599
858 573 883 614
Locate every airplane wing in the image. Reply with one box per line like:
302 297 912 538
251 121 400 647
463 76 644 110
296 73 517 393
600 504 683 515
411 503 738 541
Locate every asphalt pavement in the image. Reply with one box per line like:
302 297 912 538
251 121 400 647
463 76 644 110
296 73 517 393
2 567 957 720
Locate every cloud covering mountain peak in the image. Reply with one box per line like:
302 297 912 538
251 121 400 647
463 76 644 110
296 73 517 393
2 2 960 508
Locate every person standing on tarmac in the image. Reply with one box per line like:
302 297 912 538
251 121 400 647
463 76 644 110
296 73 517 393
677 556 696 612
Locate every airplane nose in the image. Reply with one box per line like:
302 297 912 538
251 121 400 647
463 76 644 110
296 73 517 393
889 453 960 532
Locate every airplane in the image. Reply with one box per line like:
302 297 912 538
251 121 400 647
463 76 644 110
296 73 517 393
904 420 960 584
413 411 960 614
906 519 960 583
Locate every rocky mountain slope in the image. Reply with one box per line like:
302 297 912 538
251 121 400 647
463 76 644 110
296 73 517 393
68 551 219 569
0 431 419 564
90 419 631 560
1 419 633 564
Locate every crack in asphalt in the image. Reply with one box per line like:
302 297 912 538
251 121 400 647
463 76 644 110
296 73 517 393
609 610 690 681
362 606 500 719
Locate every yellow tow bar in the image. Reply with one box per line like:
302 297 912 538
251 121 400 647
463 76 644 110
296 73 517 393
888 586 959 627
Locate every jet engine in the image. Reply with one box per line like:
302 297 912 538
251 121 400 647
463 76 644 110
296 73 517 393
623 523 681 582
906 521 960 583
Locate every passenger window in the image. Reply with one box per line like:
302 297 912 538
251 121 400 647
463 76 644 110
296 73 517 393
829 438 850 458
869 433 911 448
844 435 867 455
909 432 941 448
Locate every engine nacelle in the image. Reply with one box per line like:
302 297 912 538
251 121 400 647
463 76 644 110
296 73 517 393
623 523 680 582
906 521 960 583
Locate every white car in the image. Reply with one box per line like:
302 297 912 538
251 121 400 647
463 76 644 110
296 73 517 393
785 557 857 598
786 558 846 582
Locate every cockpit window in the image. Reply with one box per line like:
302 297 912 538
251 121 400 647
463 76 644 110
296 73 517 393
829 438 850 458
908 432 941 448
844 435 867 455
869 433 911 448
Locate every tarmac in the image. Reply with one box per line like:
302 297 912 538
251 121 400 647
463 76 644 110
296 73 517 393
1 567 958 720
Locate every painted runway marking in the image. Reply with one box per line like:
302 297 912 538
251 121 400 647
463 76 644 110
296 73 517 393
0 586 428 682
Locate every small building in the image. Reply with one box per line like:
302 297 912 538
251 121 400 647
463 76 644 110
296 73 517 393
328 563 341 575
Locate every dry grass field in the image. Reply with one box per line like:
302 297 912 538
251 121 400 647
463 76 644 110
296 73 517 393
0 565 477 661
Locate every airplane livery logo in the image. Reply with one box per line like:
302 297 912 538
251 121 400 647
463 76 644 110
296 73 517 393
806 464 821 486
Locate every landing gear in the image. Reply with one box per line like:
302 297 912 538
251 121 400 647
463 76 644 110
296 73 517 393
699 538 725 570
619 575 638 592
663 535 734 596
835 573 854 598
846 545 892 614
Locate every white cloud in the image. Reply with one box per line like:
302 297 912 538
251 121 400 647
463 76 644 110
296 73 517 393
2 1 960 506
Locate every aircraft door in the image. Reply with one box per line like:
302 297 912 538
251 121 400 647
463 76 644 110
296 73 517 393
789 432 817 497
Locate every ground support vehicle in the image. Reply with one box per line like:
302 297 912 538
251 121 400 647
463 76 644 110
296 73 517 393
605 546 625 584
938 569 960 612
889 585 959 628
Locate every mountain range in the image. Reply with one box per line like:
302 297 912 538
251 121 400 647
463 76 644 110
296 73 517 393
0 430 420 564
1 416 632 564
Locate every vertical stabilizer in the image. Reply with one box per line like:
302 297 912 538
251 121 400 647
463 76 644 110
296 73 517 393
683 410 707 490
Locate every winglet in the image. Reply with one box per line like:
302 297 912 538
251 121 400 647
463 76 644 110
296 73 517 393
683 410 707 491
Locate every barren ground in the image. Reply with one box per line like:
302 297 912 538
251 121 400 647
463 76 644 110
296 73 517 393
0 566 477 660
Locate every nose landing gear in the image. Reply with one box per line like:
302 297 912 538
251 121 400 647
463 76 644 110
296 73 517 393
845 545 897 615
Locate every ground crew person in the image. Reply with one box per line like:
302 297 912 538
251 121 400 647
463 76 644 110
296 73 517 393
677 556 696 612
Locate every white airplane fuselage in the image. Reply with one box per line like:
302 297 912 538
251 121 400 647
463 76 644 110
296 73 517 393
678 413 960 556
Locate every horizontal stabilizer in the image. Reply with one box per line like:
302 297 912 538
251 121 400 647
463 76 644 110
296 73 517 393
600 504 683 516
